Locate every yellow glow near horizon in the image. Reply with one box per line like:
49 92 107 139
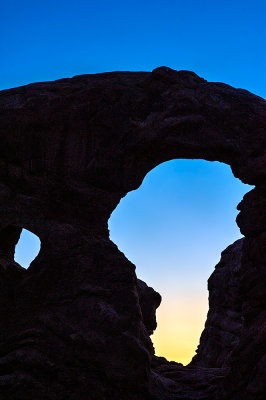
151 293 208 365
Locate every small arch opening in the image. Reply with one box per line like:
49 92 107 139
109 159 253 365
14 229 41 269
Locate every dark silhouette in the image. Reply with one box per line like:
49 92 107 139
0 67 265 399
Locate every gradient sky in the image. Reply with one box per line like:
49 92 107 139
109 160 252 364
4 0 264 365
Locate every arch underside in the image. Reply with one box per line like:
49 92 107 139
0 67 265 399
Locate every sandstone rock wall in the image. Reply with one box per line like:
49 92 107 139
192 239 244 368
0 67 265 399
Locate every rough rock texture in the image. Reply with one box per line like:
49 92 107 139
137 279 161 335
0 67 265 399
192 239 244 368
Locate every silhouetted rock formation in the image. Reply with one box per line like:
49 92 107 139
0 67 265 399
137 279 161 335
192 239 244 367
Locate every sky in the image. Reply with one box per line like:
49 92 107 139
4 0 264 365
109 160 251 364
1 0 266 97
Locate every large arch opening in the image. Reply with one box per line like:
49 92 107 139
109 159 252 365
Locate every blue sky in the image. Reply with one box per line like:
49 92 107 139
1 0 266 97
5 0 264 363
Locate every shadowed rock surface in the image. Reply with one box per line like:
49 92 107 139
137 279 161 335
0 67 265 399
192 238 244 368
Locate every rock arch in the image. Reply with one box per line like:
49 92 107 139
0 67 265 399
